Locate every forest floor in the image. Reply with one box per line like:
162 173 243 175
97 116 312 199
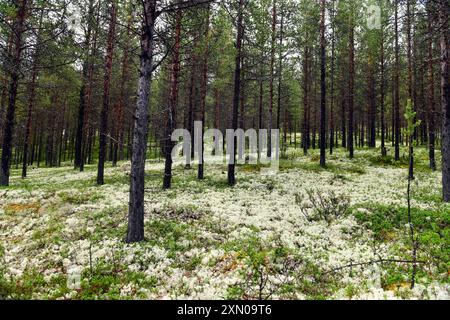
0 144 449 300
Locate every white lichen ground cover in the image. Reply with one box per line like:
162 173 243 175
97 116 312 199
0 146 448 300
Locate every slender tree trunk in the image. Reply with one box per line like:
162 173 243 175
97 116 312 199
319 0 326 167
276 5 284 130
198 6 210 180
239 43 246 131
440 0 449 201
126 0 156 243
0 0 28 186
22 9 44 179
228 0 244 186
394 0 400 160
0 36 13 145
258 65 263 159
259 67 264 131
380 26 387 156
368 55 376 148
427 4 436 171
214 88 220 129
186 47 196 169
348 7 355 159
163 7 182 189
341 84 346 148
330 0 336 155
98 1 117 185
74 0 94 171
302 45 309 155
113 10 133 167
267 0 276 158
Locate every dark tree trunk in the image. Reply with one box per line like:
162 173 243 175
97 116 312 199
186 48 196 169
319 0 326 167
259 67 264 131
380 26 387 156
427 4 436 171
163 7 182 189
302 45 309 155
368 56 376 148
74 0 94 171
228 0 244 186
329 0 336 155
341 87 346 148
126 0 156 243
239 43 246 131
348 7 355 159
214 88 220 130
439 0 449 202
22 9 44 179
0 0 28 186
198 7 210 181
276 5 284 130
394 0 400 160
267 0 276 158
98 1 117 185
113 10 133 167
0 36 13 145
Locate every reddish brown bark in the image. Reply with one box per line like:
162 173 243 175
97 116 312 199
97 1 117 185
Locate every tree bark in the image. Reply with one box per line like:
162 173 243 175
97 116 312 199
348 6 355 159
267 0 276 158
163 7 182 189
368 54 376 148
427 3 436 171
302 45 309 155
0 0 28 186
113 10 133 167
22 8 44 179
74 0 94 171
228 0 244 186
380 26 387 156
126 0 156 243
276 5 284 131
440 0 449 201
198 6 210 180
97 1 117 185
319 0 326 167
394 0 400 160
329 0 336 155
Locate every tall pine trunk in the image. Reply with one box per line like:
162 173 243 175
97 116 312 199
329 0 336 155
394 0 400 161
348 6 355 159
427 3 436 171
163 7 182 189
113 10 132 167
440 0 449 201
97 1 117 185
198 6 210 181
267 0 276 158
319 0 326 167
22 9 44 179
228 0 244 186
74 0 94 171
0 0 28 186
126 0 156 243
276 5 284 131
302 45 309 155
380 26 387 156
